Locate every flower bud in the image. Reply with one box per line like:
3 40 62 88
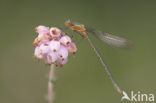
34 46 43 59
67 42 77 54
33 37 39 46
59 35 71 46
46 52 58 64
35 25 50 34
39 33 51 41
57 46 68 60
57 58 68 66
50 27 61 38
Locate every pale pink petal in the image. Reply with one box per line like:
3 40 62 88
59 35 71 46
57 45 68 60
67 42 77 54
33 37 40 46
49 40 60 52
57 58 68 66
46 52 58 64
40 43 50 54
38 33 51 42
35 25 50 34
40 39 50 45
34 46 43 59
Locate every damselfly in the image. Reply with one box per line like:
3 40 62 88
65 19 132 96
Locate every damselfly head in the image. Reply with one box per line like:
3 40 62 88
65 19 74 27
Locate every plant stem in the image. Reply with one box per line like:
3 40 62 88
48 64 55 103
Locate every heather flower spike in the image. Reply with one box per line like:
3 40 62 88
33 25 77 66
33 25 77 103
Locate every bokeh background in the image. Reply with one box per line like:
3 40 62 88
0 0 156 103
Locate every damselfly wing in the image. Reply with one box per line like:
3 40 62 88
86 27 133 49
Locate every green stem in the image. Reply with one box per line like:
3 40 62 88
48 64 55 103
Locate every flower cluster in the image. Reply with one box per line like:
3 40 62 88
33 25 77 66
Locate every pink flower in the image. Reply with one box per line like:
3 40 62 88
33 37 40 46
67 42 77 54
57 46 68 60
33 34 51 46
49 40 60 52
50 27 61 38
35 25 50 34
39 43 50 54
38 33 50 40
46 52 58 64
57 58 68 66
59 35 71 46
34 46 43 59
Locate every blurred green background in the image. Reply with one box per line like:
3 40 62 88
0 0 156 103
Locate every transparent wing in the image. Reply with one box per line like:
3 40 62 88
86 27 133 49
